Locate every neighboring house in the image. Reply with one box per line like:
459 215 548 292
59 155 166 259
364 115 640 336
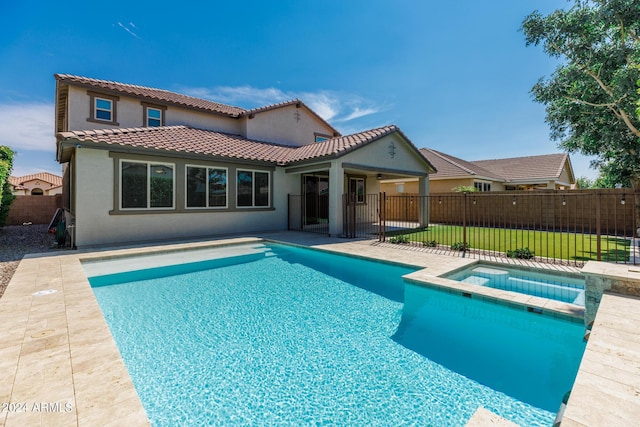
382 149 575 194
54 74 435 247
9 172 63 195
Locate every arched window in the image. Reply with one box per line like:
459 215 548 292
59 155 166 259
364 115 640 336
31 188 44 195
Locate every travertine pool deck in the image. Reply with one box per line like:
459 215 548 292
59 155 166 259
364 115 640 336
1 231 639 426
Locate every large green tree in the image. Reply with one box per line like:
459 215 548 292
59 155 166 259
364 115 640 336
522 0 640 188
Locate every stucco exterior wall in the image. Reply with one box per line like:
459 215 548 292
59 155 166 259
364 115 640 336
66 86 241 134
166 108 241 134
340 134 429 174
558 166 572 187
72 148 297 247
244 105 334 146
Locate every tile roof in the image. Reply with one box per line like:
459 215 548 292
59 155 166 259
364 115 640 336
471 153 570 181
55 74 341 135
9 172 63 188
55 74 246 117
57 125 407 166
288 125 402 162
421 149 572 183
420 148 502 180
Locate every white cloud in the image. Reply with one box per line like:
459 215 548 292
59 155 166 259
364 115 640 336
179 84 381 124
299 92 340 121
0 103 55 152
337 107 380 122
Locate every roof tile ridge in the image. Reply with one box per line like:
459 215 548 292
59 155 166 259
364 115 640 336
425 148 477 175
55 74 247 115
57 73 177 94
242 99 301 115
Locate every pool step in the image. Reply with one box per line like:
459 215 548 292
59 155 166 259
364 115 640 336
461 275 584 305
471 266 509 276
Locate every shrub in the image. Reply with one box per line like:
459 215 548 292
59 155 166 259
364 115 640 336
389 235 410 244
423 240 438 247
506 247 535 259
0 146 15 227
451 241 467 251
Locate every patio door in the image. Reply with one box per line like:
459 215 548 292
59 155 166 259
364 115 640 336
303 174 329 228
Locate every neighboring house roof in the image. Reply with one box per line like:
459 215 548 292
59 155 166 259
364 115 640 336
57 124 432 169
54 74 340 136
9 172 63 188
421 149 574 185
471 153 574 183
420 148 502 181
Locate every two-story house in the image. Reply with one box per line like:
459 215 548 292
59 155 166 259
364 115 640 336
54 74 435 247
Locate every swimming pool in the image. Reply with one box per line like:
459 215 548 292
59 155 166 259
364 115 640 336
86 242 586 426
445 264 585 306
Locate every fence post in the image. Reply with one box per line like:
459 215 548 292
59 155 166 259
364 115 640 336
463 192 467 255
596 191 601 261
379 192 385 242
287 194 291 231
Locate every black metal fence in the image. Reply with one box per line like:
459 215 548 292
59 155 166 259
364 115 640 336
288 194 330 235
289 190 638 265
358 191 637 266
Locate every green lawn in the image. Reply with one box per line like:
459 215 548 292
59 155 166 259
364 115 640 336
393 224 631 262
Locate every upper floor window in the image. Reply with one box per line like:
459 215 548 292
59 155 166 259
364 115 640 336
142 102 167 127
120 160 174 210
237 170 270 208
186 166 227 208
314 133 331 143
95 98 113 121
87 91 119 125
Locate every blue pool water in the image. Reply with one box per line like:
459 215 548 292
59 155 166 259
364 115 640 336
87 243 586 426
446 264 585 306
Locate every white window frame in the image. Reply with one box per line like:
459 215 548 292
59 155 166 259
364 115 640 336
94 97 113 122
146 107 163 127
474 181 491 192
236 169 270 208
119 159 175 210
185 165 228 209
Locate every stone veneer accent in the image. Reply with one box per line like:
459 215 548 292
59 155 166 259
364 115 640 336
582 261 640 326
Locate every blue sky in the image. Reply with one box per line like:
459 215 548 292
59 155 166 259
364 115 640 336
0 0 598 179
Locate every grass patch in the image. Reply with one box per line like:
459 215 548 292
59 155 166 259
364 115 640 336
395 224 631 262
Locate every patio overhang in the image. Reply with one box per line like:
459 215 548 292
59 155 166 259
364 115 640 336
341 162 429 181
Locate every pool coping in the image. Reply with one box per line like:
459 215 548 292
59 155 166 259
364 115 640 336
1 232 638 426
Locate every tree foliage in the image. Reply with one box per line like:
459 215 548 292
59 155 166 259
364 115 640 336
452 185 478 193
575 176 594 188
0 146 16 226
522 0 640 188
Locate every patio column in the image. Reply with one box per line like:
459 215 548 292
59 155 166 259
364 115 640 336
328 163 344 236
418 176 429 227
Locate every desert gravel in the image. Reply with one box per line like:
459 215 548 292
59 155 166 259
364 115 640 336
0 224 60 298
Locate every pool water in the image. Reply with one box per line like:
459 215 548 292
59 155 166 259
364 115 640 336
446 264 585 306
87 243 586 426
